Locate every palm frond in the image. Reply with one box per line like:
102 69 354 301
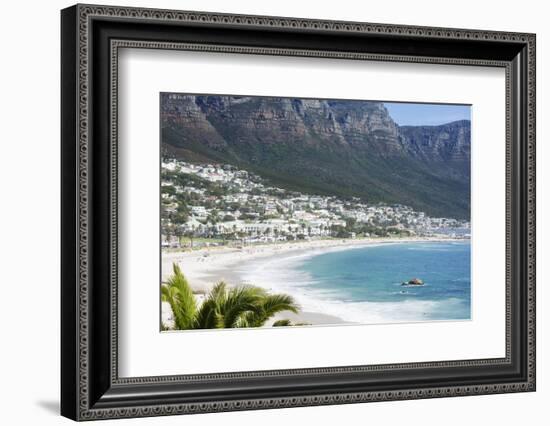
164 263 197 330
261 293 300 317
160 285 170 302
220 285 265 328
195 282 233 328
245 292 300 327
272 319 292 327
194 298 220 329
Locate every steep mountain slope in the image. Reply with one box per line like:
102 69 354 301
399 120 470 181
160 94 471 219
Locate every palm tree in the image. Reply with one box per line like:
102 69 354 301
161 263 300 330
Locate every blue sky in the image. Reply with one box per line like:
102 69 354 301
383 102 471 126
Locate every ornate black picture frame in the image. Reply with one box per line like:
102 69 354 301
61 4 536 421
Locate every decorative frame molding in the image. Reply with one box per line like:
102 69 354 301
61 4 536 421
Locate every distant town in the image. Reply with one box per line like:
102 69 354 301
161 159 470 249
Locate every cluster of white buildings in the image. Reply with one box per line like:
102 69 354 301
161 160 470 247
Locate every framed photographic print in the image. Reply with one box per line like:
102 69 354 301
61 4 536 421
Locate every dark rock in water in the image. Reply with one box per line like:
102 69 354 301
402 278 424 286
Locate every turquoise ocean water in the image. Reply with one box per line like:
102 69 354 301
241 241 471 324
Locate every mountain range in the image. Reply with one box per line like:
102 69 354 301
160 94 471 219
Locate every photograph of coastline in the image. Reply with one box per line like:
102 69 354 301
160 93 471 331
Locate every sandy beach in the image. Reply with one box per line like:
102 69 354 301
161 237 463 327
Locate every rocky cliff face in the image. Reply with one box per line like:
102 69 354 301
161 94 471 219
400 120 471 166
161 94 404 153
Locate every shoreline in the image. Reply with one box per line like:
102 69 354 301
162 236 465 285
161 237 468 326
